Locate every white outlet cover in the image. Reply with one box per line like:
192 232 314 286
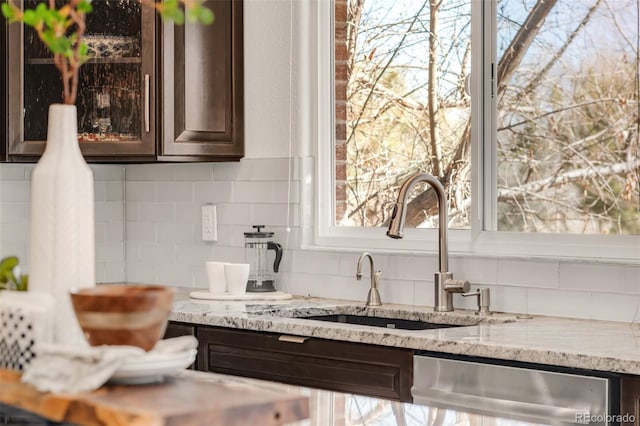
202 205 217 242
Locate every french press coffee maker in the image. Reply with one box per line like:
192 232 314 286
244 226 283 292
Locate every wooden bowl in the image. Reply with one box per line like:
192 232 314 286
70 284 175 351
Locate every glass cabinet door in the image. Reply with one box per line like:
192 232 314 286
7 0 155 159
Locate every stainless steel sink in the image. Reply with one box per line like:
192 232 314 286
297 314 466 330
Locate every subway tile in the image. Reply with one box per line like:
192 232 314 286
212 161 254 181
0 164 29 180
94 222 107 243
157 222 195 243
252 158 295 181
102 261 126 283
497 259 559 288
125 182 158 202
194 181 233 203
527 288 591 319
93 181 108 201
0 181 30 202
126 222 157 243
95 201 124 222
157 261 195 287
216 204 253 226
413 280 435 307
232 181 274 203
158 182 194 202
91 164 124 181
174 203 202 223
377 278 414 305
0 223 29 245
105 181 124 201
290 250 344 274
0 202 28 224
125 201 139 222
450 256 498 286
125 164 176 181
96 242 125 262
624 266 640 294
486 285 528 315
106 221 125 242
174 243 212 265
170 163 215 181
193 266 209 289
386 254 437 281
270 181 300 204
589 293 640 322
559 261 628 293
254 204 299 227
139 202 175 222
137 243 176 263
127 261 158 284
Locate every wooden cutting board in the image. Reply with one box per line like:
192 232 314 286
0 369 309 426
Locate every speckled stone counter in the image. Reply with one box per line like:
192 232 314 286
170 287 640 375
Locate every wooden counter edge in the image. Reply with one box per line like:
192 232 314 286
0 369 310 426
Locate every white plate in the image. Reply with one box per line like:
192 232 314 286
110 349 197 385
189 290 292 301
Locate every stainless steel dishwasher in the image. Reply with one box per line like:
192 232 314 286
412 354 618 425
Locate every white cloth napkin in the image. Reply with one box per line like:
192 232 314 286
21 335 198 393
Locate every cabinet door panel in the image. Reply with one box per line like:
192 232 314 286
196 326 414 402
161 0 243 159
7 0 156 160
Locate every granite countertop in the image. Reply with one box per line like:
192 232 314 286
170 287 640 375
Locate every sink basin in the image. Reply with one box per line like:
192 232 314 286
300 314 465 331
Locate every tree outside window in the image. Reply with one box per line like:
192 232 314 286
335 0 639 235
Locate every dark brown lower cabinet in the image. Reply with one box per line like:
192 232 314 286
621 375 640 425
195 325 414 402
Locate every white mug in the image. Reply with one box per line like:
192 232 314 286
206 261 229 294
224 263 250 296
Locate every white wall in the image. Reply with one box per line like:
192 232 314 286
1 0 638 323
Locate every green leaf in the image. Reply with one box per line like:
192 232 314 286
17 275 28 292
77 0 93 13
198 7 214 25
0 257 19 284
22 9 40 26
1 3 16 20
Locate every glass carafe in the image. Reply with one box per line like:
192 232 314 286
244 226 283 292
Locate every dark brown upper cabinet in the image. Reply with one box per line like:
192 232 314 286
7 0 157 161
3 0 243 163
159 0 244 161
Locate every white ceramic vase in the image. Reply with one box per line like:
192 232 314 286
28 104 95 346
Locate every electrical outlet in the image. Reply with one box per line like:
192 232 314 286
202 204 217 241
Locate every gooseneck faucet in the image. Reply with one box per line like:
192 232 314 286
386 173 469 312
356 252 382 306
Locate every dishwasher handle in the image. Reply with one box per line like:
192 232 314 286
412 387 585 425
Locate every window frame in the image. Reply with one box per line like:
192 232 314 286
309 0 640 263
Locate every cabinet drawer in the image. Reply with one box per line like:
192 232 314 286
196 326 413 401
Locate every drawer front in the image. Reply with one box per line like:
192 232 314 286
196 326 413 401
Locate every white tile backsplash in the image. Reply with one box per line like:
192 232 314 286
1 158 637 322
497 258 559 288
0 163 126 283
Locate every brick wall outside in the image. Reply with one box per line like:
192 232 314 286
335 0 348 223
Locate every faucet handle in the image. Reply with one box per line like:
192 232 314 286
444 278 470 293
462 288 491 315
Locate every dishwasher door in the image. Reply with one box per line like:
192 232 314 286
412 355 613 425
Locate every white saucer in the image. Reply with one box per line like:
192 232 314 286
189 290 293 301
110 349 197 385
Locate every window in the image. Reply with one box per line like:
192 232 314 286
331 0 639 240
